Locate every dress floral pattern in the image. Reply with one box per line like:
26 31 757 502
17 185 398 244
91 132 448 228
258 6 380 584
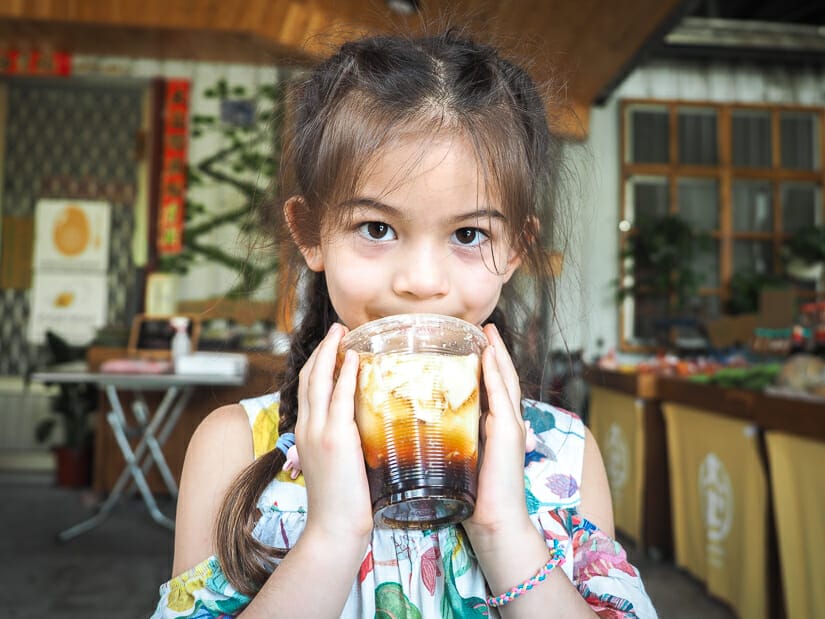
152 394 657 618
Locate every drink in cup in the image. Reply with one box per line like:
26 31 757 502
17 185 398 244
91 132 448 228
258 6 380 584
340 314 487 529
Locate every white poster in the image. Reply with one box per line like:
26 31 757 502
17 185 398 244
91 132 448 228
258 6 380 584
28 271 108 345
29 198 112 345
33 199 111 271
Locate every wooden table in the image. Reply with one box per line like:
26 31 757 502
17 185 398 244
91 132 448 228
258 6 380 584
87 347 287 494
32 359 248 540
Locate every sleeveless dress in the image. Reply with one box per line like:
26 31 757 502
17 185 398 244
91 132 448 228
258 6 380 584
152 393 657 618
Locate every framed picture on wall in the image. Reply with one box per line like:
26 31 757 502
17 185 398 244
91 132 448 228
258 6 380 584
28 271 108 345
33 199 111 271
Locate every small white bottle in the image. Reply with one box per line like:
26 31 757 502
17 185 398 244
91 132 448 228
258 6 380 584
170 316 191 370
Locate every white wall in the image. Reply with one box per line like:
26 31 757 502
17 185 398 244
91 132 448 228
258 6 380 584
556 58 825 358
553 108 620 360
74 55 280 303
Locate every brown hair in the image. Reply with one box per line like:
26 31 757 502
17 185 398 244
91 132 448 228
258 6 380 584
216 27 569 595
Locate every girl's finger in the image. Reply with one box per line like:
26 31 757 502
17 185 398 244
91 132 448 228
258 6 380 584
328 348 359 426
304 323 345 418
296 341 322 433
483 324 520 406
497 345 523 416
481 345 517 420
298 323 342 434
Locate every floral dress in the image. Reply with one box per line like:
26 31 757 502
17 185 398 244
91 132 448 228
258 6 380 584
152 393 657 618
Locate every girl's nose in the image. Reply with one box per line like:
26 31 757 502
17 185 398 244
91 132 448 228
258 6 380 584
392 245 449 299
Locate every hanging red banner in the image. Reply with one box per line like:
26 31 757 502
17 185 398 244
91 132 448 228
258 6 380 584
1 49 71 75
156 79 190 255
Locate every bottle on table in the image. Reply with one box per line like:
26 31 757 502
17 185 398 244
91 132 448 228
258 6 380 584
170 316 191 368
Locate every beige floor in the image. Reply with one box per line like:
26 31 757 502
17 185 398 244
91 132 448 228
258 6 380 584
2 472 737 618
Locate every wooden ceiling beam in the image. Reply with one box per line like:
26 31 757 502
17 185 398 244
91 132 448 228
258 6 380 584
0 0 690 138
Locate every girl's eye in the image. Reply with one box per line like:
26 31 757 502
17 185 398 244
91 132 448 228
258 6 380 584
358 221 396 241
452 227 488 246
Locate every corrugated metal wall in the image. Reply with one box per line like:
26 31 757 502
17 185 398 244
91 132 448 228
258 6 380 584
619 59 825 104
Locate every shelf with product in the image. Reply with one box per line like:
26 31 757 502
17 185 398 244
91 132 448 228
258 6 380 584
587 357 825 619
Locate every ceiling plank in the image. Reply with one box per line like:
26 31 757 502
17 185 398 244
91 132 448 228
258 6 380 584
0 0 690 137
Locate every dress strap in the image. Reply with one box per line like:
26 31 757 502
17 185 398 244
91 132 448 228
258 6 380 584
239 393 282 459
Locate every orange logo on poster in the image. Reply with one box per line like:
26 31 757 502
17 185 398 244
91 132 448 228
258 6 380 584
53 204 91 256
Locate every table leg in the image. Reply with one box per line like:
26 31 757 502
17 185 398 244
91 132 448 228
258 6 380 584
57 480 122 541
106 404 175 530
57 405 174 541
57 384 180 541
131 389 186 497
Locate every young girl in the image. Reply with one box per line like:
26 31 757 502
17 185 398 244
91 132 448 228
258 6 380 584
152 30 657 618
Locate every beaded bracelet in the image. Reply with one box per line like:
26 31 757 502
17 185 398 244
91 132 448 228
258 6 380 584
485 540 567 608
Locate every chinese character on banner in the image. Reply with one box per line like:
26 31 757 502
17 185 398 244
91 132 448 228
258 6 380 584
156 79 189 255
1 49 71 76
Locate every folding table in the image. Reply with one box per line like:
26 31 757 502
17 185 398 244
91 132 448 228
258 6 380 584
31 361 246 541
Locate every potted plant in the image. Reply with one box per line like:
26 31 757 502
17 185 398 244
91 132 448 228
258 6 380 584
725 269 786 315
34 331 98 487
613 214 712 349
784 225 825 282
615 214 711 311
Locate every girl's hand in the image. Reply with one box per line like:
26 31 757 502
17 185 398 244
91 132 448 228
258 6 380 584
463 323 533 543
295 323 373 541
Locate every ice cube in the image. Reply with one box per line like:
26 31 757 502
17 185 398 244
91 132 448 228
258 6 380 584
443 354 479 410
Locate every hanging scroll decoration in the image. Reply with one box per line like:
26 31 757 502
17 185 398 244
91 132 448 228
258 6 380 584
0 49 71 76
157 80 190 255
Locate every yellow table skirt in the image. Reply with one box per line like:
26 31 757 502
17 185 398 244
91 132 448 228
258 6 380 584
662 403 768 619
765 431 825 619
589 386 645 544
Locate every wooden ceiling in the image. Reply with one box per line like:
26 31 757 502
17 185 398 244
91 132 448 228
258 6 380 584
0 0 689 137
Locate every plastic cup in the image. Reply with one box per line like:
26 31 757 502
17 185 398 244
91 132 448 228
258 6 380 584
340 313 487 529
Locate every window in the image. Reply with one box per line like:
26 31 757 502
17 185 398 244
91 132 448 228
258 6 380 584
620 101 825 348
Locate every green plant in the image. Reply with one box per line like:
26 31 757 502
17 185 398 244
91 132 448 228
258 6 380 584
688 363 781 390
157 78 287 298
615 214 711 313
35 383 97 450
34 332 97 451
725 269 786 315
784 225 825 265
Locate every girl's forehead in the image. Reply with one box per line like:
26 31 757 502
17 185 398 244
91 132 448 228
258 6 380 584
355 132 496 200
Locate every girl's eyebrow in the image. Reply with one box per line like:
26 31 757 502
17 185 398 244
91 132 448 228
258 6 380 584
342 197 400 215
448 209 506 224
343 197 506 224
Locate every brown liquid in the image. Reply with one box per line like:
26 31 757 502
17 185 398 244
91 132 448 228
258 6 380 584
354 351 480 522
358 390 479 469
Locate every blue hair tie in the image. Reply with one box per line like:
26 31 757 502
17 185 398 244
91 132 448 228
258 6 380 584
276 432 296 457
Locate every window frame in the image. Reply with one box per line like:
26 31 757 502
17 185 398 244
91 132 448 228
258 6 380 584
619 99 825 351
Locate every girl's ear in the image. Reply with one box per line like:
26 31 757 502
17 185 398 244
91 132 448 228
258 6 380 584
501 251 522 283
284 196 325 272
502 214 538 282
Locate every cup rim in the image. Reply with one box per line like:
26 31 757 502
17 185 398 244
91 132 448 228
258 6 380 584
341 313 487 352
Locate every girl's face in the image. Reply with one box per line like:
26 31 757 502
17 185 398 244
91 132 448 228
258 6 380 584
299 133 521 330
